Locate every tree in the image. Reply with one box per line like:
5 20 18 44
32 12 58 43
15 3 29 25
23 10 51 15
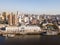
46 23 59 31
2 12 7 24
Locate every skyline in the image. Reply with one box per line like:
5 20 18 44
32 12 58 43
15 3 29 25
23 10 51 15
0 0 60 14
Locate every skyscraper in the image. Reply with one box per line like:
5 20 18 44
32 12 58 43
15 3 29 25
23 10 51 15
8 12 18 26
8 14 13 25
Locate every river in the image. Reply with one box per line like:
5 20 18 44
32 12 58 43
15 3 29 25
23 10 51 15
0 35 60 45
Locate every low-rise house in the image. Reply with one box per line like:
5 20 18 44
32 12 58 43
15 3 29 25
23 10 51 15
6 25 41 34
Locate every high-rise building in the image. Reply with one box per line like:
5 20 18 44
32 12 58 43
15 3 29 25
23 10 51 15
12 14 18 26
8 12 18 26
8 14 13 25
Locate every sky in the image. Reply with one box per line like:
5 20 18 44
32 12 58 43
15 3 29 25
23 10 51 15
0 0 60 14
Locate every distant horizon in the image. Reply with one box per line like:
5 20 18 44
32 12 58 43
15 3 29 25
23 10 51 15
0 10 60 15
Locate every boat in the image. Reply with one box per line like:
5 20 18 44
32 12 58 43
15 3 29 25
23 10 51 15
7 34 15 37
